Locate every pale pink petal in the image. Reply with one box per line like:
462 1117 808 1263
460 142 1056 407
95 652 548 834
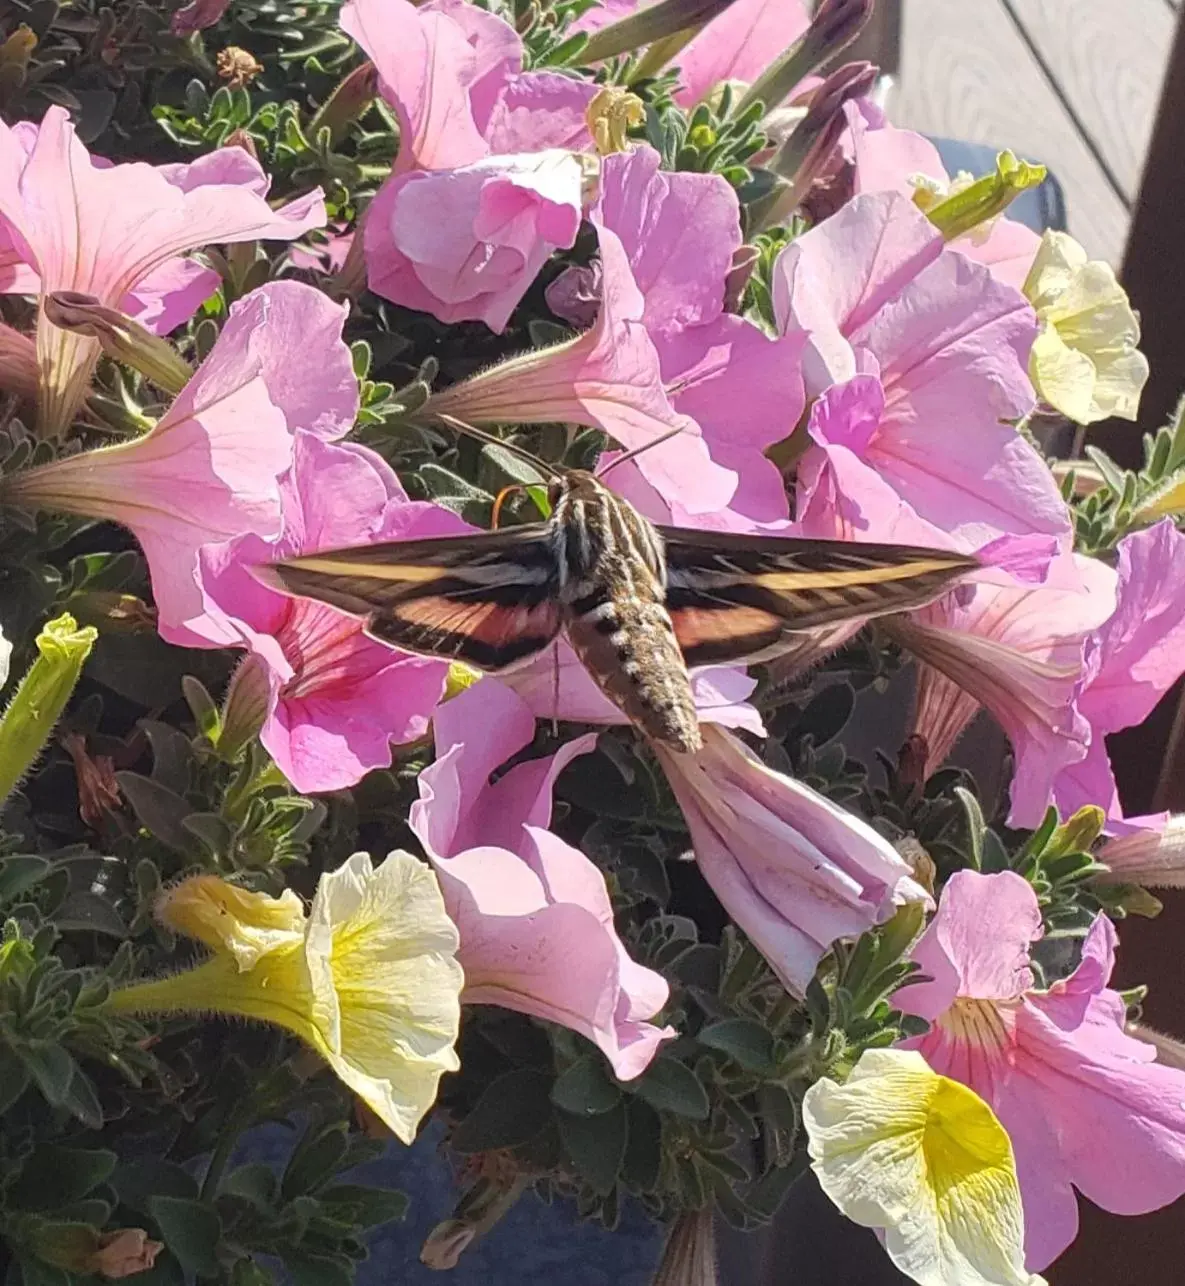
675 0 811 106
482 72 597 153
423 0 523 132
896 870 1040 1021
1079 520 1185 733
366 150 583 333
341 0 489 170
121 256 220 335
0 322 36 399
596 147 741 336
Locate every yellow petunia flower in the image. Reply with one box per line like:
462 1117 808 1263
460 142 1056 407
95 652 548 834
802 1048 1043 1286
107 852 464 1144
1023 230 1149 425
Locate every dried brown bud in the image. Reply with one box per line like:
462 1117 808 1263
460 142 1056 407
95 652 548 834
87 1230 164 1280
217 46 263 88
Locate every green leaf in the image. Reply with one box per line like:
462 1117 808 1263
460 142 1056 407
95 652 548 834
281 1123 349 1201
221 1164 277 1209
451 1069 553 1153
116 772 200 857
52 891 127 937
698 1018 775 1073
18 1042 75 1107
318 1184 409 1229
557 1100 628 1195
632 1057 710 1120
0 856 50 905
0 1047 30 1115
282 1251 353 1286
620 1099 662 1192
15 1258 71 1286
551 1056 622 1116
10 1146 116 1211
149 1197 222 1279
111 1159 199 1215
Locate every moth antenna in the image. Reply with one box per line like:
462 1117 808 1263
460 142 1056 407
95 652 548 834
433 412 561 479
596 422 689 478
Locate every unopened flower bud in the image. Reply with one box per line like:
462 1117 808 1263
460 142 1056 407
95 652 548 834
1097 818 1185 887
921 150 1046 243
87 1230 164 1279
310 62 379 146
756 62 878 229
581 0 742 64
218 653 271 761
43 292 193 396
0 613 97 805
737 0 873 117
223 128 260 162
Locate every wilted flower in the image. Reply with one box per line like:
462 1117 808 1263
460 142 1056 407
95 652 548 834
896 870 1185 1271
364 149 585 333
87 1230 164 1280
804 1047 1039 1286
409 680 674 1080
1023 230 1149 425
653 724 929 995
0 107 324 432
196 432 465 793
4 282 355 640
107 853 464 1144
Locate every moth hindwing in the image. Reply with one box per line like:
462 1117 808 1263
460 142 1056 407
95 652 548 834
257 470 978 751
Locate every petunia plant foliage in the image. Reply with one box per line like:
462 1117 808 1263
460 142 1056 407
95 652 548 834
1 0 1185 1283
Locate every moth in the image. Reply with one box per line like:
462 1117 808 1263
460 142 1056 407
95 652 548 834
257 427 977 755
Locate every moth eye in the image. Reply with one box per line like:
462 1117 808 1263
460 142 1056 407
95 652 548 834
547 479 564 507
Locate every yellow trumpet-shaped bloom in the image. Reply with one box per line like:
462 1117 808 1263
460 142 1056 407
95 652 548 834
108 852 463 1144
803 1049 1043 1286
1023 230 1149 426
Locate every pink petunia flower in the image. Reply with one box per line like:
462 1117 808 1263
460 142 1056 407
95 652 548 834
364 149 585 333
896 869 1185 1272
773 190 1067 550
1051 520 1185 833
426 223 737 515
890 552 1117 826
544 146 804 527
193 432 464 793
341 0 596 169
408 680 673 1080
845 99 1042 291
653 725 930 996
0 107 325 433
4 282 355 640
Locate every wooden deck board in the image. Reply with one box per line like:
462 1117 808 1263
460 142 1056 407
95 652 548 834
1003 0 1174 203
892 0 1130 264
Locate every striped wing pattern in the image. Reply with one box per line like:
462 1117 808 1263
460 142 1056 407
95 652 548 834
254 525 564 669
660 528 978 667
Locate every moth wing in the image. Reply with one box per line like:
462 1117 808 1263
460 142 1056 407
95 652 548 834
254 525 563 670
659 528 978 668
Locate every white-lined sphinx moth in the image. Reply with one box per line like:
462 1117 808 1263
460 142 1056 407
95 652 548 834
256 456 977 755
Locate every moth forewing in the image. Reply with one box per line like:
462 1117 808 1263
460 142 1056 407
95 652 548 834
256 470 979 752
